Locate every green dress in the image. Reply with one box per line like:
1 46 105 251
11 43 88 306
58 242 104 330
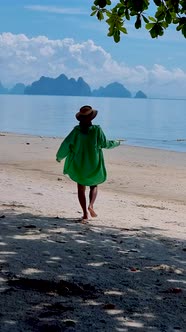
56 125 120 186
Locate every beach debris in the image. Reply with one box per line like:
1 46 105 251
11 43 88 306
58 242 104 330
53 238 67 244
8 277 101 299
120 227 140 232
48 302 74 312
63 320 76 327
17 224 39 232
103 303 116 310
26 142 30 145
2 202 27 208
150 264 184 274
0 215 5 218
34 192 43 195
128 249 140 253
161 287 182 294
23 224 37 229
136 203 167 210
130 267 140 272
57 177 62 181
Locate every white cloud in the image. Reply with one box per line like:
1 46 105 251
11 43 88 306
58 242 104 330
0 32 185 98
25 5 88 15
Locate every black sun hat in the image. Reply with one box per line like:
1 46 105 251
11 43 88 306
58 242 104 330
76 105 98 121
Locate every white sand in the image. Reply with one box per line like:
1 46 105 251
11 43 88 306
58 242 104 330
0 133 185 331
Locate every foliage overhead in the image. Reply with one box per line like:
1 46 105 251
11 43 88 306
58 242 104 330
91 0 186 42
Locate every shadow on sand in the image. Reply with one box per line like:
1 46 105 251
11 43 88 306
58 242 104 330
0 210 185 332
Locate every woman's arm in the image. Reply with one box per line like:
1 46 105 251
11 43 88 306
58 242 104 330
56 128 76 162
98 126 120 149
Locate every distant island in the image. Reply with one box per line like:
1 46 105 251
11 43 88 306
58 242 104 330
24 74 91 96
92 82 131 98
134 90 147 99
0 74 147 99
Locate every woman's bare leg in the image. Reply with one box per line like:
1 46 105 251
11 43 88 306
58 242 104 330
88 185 98 217
77 184 88 221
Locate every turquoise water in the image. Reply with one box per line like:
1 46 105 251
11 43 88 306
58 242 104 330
0 95 186 152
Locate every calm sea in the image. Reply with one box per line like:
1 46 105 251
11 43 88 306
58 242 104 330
0 95 186 152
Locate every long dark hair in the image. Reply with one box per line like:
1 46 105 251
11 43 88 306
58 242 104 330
79 120 92 134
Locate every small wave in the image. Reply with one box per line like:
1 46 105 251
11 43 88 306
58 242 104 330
123 137 186 152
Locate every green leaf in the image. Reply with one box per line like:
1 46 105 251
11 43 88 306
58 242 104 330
94 0 100 5
165 10 172 24
120 26 128 34
107 30 114 36
181 24 186 38
149 16 157 22
158 29 164 36
125 9 130 20
114 29 120 42
149 26 158 38
106 11 112 17
108 24 115 35
173 17 179 24
161 21 168 28
146 23 155 30
130 11 136 16
176 24 182 31
156 23 164 36
142 15 149 23
143 0 150 9
135 15 142 29
118 6 125 16
155 11 165 21
153 0 162 5
97 10 104 20
91 10 97 16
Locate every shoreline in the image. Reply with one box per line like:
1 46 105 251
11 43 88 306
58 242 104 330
1 130 186 154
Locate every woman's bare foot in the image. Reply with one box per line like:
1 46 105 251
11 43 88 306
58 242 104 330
88 206 97 218
80 213 89 224
80 217 88 224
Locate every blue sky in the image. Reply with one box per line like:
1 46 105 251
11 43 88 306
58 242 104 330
0 0 185 98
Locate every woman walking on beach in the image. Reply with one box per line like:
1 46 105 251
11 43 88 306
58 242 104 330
56 105 120 223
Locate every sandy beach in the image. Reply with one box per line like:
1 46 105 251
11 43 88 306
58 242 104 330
0 132 186 332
